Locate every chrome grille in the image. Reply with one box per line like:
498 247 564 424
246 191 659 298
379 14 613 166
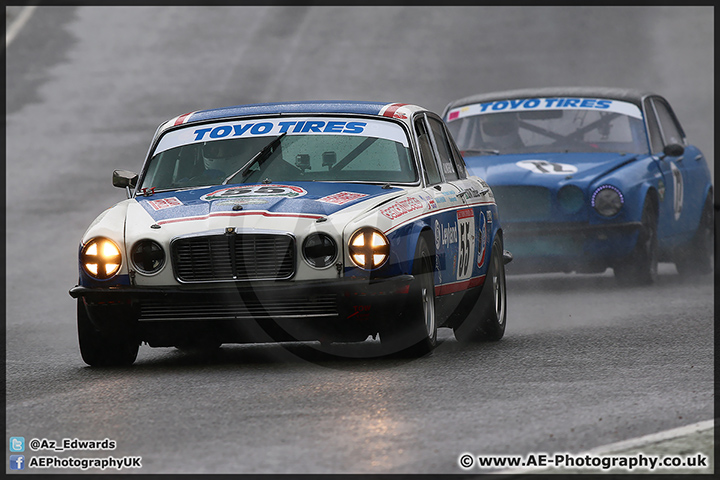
492 186 552 221
172 233 295 282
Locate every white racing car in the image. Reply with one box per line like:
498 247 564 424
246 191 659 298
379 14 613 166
70 101 511 366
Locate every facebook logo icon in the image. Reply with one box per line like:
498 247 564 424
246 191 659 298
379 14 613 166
10 455 25 470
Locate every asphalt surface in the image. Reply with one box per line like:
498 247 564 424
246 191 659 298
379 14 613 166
4 5 715 475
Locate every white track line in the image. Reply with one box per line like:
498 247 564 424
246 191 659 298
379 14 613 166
495 418 715 474
584 418 715 455
6 5 37 47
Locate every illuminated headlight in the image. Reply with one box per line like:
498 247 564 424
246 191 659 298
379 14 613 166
557 185 584 213
592 185 624 217
302 233 337 269
131 239 165 274
81 237 122 279
348 227 390 269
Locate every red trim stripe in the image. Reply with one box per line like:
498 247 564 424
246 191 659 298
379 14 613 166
435 276 485 296
382 103 408 118
173 112 193 126
157 210 324 226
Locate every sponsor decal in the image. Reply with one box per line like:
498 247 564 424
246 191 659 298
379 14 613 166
477 211 488 269
517 159 578 175
380 196 424 220
434 220 442 250
201 184 307 201
147 197 182 211
435 220 458 248
154 116 410 155
417 192 438 210
212 198 269 206
317 191 368 205
446 97 642 121
670 162 684 220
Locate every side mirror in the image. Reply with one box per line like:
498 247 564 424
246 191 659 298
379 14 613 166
112 169 138 189
662 143 684 158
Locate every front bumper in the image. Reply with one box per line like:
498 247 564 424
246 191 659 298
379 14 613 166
70 275 414 345
503 221 642 273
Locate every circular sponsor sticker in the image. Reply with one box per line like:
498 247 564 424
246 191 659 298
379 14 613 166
201 184 307 201
517 159 578 175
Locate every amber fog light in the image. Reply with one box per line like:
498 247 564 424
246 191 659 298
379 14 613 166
348 227 390 269
81 237 122 279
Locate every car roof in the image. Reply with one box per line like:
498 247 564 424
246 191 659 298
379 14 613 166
444 87 658 114
157 101 427 136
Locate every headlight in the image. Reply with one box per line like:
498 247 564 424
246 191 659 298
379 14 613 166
302 233 337 269
131 239 165 274
592 185 624 217
348 227 390 269
557 185 584 213
81 237 122 279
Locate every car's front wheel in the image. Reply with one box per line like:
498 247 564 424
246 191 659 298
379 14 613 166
453 235 507 342
77 300 139 367
614 197 658 285
381 235 437 356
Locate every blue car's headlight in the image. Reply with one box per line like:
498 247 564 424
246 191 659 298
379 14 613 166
591 185 624 217
557 185 584 213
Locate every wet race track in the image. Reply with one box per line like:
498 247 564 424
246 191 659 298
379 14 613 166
5 6 714 475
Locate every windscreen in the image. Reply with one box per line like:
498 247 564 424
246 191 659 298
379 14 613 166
445 97 649 156
140 116 417 190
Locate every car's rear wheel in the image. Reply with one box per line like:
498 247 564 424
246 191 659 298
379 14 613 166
453 236 507 342
614 197 658 285
77 300 139 367
675 191 714 276
381 235 437 356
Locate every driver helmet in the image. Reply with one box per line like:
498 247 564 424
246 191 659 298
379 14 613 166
481 113 522 149
202 140 243 173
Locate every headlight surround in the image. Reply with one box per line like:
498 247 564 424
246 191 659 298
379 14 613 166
348 227 390 270
130 239 166 275
591 185 624 217
302 233 338 269
81 237 122 279
557 185 584 214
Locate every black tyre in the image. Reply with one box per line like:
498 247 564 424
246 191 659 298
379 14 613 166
453 236 507 343
614 198 658 285
77 300 139 367
675 192 714 276
381 235 437 356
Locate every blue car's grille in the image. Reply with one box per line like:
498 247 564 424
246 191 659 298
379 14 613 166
492 186 552 221
172 234 295 282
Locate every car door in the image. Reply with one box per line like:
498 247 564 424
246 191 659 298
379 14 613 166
645 96 701 241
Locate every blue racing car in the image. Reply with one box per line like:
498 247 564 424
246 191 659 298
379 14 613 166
443 87 713 284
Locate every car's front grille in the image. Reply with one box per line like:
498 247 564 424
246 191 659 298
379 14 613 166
172 233 295 282
138 293 339 321
492 185 552 221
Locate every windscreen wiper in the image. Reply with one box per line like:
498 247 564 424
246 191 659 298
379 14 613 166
223 132 287 185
